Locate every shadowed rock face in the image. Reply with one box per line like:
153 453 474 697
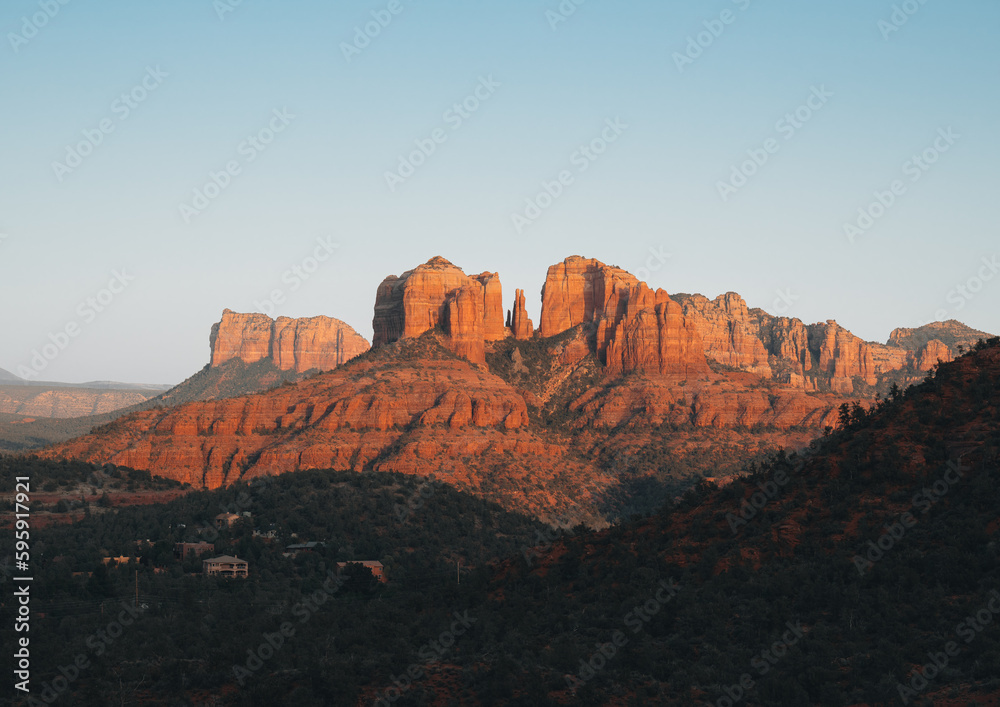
210 310 369 373
371 256 505 364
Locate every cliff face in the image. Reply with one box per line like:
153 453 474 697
913 339 953 371
806 321 878 394
538 256 638 338
602 284 710 377
210 310 369 373
539 257 709 377
674 293 772 377
371 257 505 364
664 298 988 394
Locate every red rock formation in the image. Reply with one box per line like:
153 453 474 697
808 321 877 393
372 257 504 363
210 311 273 367
210 310 369 373
914 339 953 371
538 256 638 337
373 257 471 343
604 284 710 377
272 316 369 372
475 272 507 342
570 371 840 430
674 293 771 376
509 289 534 340
444 284 486 363
756 316 812 376
888 320 992 352
538 259 708 377
868 344 910 376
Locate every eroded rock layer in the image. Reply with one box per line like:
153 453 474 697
372 257 505 364
210 310 369 373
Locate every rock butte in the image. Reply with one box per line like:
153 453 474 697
372 256 505 364
210 310 370 374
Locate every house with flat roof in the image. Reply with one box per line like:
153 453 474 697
203 555 248 578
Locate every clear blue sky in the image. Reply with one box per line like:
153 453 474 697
1 0 997 384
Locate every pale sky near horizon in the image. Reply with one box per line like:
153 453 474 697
1 0 998 384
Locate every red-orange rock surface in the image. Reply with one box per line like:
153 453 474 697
914 339 953 371
570 374 840 431
475 272 507 342
538 258 709 377
372 257 505 363
210 310 369 373
444 283 486 363
674 293 771 376
509 289 534 340
807 321 877 393
210 311 273 367
538 256 638 337
48 346 529 488
756 316 812 376
40 254 996 526
603 284 710 377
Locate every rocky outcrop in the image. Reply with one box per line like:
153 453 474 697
807 321 877 394
603 284 710 377
756 316 811 376
475 272 507 342
539 257 709 377
210 310 369 373
751 313 979 394
372 257 505 364
444 284 486 363
889 320 993 353
210 312 273 367
508 289 534 340
538 256 638 338
572 373 840 430
674 293 771 376
914 339 953 371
